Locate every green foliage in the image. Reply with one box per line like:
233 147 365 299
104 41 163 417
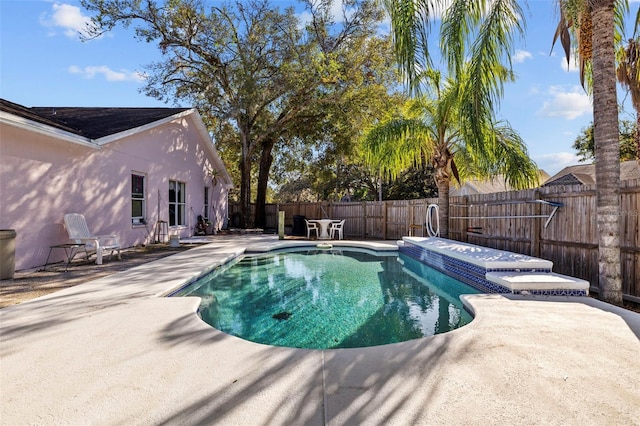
362 65 539 190
273 162 437 203
82 0 398 226
383 165 438 200
270 35 405 203
572 119 639 162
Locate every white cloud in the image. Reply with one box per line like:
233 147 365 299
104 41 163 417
331 0 354 22
40 3 92 39
534 152 581 175
528 84 542 95
68 65 146 82
298 0 355 25
513 49 532 64
537 85 591 120
297 10 313 29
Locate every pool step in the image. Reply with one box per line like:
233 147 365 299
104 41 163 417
486 272 590 296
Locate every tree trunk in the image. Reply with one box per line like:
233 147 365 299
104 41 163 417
255 141 275 229
433 150 452 239
239 154 252 229
434 175 450 239
591 0 623 305
636 110 640 165
239 129 253 229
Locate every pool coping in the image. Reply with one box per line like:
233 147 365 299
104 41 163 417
1 235 639 425
402 236 553 270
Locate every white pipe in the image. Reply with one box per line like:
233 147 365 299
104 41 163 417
426 204 440 237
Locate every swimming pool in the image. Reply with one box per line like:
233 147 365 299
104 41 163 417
173 247 480 349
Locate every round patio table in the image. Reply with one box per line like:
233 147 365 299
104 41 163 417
308 219 334 239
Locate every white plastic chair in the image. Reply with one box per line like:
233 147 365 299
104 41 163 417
64 213 121 265
305 219 319 239
329 220 345 240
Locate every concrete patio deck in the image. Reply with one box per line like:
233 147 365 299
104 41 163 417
1 235 639 425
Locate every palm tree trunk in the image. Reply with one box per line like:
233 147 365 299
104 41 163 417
435 176 450 238
636 110 640 165
591 0 623 305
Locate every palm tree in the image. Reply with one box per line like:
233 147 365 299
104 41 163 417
362 69 539 238
378 0 535 238
553 0 629 305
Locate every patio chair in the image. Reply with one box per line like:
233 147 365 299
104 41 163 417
305 219 319 239
63 213 121 265
329 220 345 240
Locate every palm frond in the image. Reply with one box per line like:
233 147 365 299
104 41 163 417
362 117 434 179
440 0 479 77
382 0 436 93
442 0 523 142
613 0 629 46
551 5 572 67
491 123 540 189
617 36 640 110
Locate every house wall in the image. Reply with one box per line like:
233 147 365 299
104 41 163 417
0 115 229 271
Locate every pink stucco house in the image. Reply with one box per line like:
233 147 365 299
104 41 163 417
0 99 232 271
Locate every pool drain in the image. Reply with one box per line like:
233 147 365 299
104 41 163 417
272 311 292 320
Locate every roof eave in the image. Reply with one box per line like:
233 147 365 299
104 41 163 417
0 111 99 149
93 109 195 145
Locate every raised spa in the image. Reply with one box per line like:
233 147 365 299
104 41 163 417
172 247 479 349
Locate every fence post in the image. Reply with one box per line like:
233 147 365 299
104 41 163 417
362 201 367 238
532 189 541 257
278 211 285 240
406 200 417 237
461 196 468 242
381 200 387 239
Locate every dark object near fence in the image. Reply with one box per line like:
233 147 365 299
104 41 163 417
195 215 207 236
292 215 306 236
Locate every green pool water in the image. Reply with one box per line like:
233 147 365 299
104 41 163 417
173 248 479 349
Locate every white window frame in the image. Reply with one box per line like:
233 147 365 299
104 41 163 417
131 173 146 225
169 180 186 226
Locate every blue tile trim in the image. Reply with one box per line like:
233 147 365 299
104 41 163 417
399 241 585 296
512 288 589 297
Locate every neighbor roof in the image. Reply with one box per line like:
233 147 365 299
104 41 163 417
543 161 640 186
0 98 188 139
451 170 551 196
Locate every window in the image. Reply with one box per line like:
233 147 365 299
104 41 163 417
169 180 186 226
131 173 145 224
204 187 210 220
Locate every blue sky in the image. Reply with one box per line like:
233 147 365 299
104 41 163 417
1 0 638 175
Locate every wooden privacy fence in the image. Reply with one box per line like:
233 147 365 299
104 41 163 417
230 179 640 301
